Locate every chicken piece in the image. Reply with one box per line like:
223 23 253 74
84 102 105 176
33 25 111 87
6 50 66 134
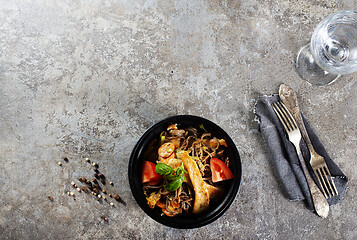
161 157 182 169
170 138 181 148
166 157 224 200
219 139 228 147
178 151 209 214
167 124 178 130
156 200 182 217
146 192 161 209
204 182 224 200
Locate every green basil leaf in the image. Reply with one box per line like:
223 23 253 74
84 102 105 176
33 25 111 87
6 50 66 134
155 163 174 175
164 175 185 191
163 173 178 181
175 165 187 176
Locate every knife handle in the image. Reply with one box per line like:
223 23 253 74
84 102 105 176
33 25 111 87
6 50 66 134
297 113 317 154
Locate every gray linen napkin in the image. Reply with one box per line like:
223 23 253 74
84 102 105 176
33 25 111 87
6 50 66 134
255 94 348 210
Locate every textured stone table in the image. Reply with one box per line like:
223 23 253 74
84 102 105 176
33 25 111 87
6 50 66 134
1 0 356 239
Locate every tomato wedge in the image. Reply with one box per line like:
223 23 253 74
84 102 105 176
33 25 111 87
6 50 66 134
142 161 162 185
210 158 233 183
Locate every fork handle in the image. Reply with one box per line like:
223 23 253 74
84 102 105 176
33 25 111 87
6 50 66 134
295 144 329 218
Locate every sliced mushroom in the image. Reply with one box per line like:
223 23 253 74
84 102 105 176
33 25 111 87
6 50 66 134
169 129 186 137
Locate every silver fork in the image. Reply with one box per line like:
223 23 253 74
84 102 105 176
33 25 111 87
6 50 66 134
279 83 338 199
272 101 329 218
309 144 338 198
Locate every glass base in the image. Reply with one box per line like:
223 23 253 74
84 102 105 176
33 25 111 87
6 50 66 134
296 44 340 86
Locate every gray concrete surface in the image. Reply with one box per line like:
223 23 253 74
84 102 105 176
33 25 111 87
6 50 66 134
1 0 356 239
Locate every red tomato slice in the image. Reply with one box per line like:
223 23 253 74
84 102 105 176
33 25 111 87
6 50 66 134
142 161 162 185
210 158 234 183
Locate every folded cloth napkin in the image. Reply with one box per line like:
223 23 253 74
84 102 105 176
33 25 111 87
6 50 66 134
255 94 348 210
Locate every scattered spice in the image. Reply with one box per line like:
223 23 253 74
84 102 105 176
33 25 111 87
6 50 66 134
113 194 120 201
60 154 124 209
78 177 87 182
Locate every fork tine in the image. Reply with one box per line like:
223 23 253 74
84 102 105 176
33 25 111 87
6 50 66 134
278 102 298 129
313 169 328 198
272 102 293 131
323 166 338 196
321 166 337 196
278 101 297 124
272 103 290 132
317 168 332 198
321 167 334 197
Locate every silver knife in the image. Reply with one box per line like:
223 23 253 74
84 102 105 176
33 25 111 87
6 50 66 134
279 83 329 218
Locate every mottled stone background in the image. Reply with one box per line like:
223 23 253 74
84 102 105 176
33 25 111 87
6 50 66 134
0 0 356 239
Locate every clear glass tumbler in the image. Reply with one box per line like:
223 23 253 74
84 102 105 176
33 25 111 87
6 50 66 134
296 11 357 86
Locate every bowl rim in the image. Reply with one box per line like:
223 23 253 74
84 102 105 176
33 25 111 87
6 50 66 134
128 115 242 229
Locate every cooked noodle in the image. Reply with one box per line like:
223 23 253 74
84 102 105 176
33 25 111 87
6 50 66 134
143 124 229 216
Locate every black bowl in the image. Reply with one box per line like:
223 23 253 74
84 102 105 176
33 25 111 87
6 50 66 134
128 115 242 229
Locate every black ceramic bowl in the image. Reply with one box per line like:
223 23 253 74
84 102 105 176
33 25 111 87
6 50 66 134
128 115 242 229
